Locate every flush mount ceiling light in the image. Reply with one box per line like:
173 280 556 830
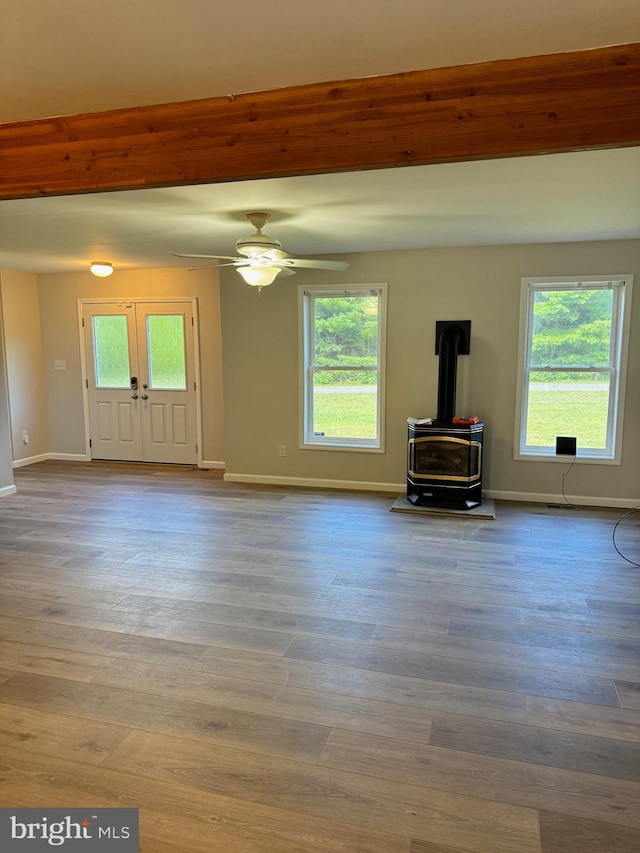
89 262 114 277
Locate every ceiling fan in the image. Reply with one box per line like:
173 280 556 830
173 212 349 290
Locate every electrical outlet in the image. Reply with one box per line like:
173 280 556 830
22 430 30 445
278 444 287 457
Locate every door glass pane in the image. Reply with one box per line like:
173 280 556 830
93 315 130 387
312 370 378 439
147 315 187 390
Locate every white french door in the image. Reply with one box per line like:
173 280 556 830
82 300 198 464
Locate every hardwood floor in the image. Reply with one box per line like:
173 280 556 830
0 461 639 852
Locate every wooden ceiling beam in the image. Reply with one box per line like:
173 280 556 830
1 43 639 200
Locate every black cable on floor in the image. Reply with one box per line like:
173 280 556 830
561 455 577 508
612 506 640 567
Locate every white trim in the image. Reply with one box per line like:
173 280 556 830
224 472 403 493
13 453 49 468
78 297 202 465
485 489 640 509
15 451 219 468
77 299 92 459
13 452 90 467
515 452 620 466
79 297 196 305
298 283 388 452
190 298 204 468
297 443 386 454
48 453 91 462
514 274 633 463
10 458 635 508
223 475 639 508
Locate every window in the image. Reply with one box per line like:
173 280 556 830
300 284 387 451
515 276 633 462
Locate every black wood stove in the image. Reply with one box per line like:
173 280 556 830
407 321 484 510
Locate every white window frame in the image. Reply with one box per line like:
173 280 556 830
514 275 633 464
299 283 387 452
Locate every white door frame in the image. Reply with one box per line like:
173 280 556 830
78 297 203 467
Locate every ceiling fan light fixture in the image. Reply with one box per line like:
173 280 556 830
235 212 282 258
236 266 281 288
89 261 114 277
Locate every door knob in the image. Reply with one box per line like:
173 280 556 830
131 393 139 399
141 394 148 400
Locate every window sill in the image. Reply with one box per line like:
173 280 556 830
302 440 385 454
514 450 620 466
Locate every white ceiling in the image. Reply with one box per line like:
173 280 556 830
1 0 639 273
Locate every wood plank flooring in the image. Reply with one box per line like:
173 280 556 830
0 461 639 852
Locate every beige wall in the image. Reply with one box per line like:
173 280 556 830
0 270 48 462
0 276 17 492
37 267 225 464
220 238 640 505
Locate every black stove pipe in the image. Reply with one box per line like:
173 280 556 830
436 325 463 423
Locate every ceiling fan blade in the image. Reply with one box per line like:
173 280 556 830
173 216 348 277
261 248 291 261
278 258 349 271
187 260 261 272
172 252 242 261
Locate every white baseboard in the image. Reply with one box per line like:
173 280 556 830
13 452 91 469
485 489 640 509
12 453 49 469
0 484 17 497
223 475 638 508
9 460 637 509
47 453 91 462
15 453 221 468
224 472 404 493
